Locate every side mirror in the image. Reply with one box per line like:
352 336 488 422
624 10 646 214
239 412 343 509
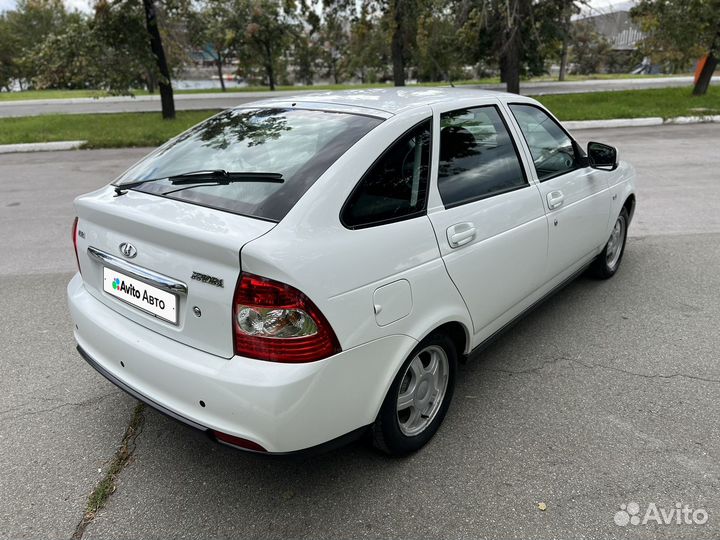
587 141 619 170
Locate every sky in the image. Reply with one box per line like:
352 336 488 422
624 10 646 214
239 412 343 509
0 0 89 12
0 0 637 14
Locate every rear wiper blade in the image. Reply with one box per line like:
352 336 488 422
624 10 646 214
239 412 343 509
114 170 284 195
168 170 284 185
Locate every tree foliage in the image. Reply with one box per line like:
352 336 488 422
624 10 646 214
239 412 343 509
631 0 720 72
569 20 612 75
1 0 714 96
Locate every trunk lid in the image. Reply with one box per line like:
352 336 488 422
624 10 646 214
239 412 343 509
74 186 275 358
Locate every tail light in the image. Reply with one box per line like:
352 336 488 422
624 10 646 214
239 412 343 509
233 272 341 363
72 217 81 273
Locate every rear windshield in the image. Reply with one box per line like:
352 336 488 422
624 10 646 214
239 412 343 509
115 108 384 221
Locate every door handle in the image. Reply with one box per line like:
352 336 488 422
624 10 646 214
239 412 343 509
447 222 476 248
547 190 564 210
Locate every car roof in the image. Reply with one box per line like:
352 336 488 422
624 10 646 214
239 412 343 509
239 87 535 117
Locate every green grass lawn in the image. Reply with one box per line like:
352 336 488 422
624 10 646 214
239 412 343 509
0 110 216 148
0 86 717 148
0 88 108 101
538 86 720 121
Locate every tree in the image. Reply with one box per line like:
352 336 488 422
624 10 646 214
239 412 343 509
294 32 321 85
501 0 529 94
570 20 612 75
29 18 102 90
457 0 581 93
0 16 17 90
2 0 75 89
293 3 321 86
694 24 720 95
458 0 527 93
631 0 720 94
243 0 298 90
143 0 176 118
318 0 353 84
190 0 240 91
92 0 157 93
558 6 572 80
415 0 463 83
382 0 421 86
346 1 387 83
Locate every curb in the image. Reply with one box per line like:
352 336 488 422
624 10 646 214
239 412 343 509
0 140 87 154
566 115 720 130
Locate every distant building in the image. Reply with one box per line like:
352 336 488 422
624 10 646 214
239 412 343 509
574 2 652 73
577 1 643 51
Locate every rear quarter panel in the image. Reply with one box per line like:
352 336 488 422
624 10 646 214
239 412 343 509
240 107 473 357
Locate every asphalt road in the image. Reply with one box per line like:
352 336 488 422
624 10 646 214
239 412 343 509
1 123 719 539
0 76 717 117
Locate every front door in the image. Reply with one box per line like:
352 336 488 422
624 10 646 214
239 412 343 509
506 103 611 282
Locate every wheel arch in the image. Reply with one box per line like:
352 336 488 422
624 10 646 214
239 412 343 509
371 317 471 416
623 193 636 223
415 319 472 357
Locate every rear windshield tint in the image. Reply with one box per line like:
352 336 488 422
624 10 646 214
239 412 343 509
115 108 384 221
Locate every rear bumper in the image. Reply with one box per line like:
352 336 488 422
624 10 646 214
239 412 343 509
68 274 416 453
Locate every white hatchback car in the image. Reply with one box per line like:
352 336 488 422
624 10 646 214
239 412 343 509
68 88 636 456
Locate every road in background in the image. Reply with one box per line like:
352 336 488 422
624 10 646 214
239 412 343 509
0 75 717 118
1 123 719 539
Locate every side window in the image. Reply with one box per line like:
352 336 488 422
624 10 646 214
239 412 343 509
438 106 527 207
509 104 579 181
342 119 431 228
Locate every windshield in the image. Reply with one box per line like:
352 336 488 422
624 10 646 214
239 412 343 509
115 107 384 221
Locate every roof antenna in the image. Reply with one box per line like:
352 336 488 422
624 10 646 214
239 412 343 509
429 54 454 87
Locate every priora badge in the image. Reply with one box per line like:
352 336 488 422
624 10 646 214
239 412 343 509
119 242 137 259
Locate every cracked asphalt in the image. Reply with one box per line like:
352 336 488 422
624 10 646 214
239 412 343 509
1 123 719 539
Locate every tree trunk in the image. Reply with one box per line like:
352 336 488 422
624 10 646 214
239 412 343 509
267 64 276 90
694 53 718 95
142 0 175 119
503 27 521 94
391 0 405 86
693 28 719 96
559 36 568 81
216 56 226 92
146 70 156 94
502 0 524 94
263 42 276 90
558 8 570 82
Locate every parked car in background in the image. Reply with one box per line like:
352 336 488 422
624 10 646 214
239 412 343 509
68 88 636 456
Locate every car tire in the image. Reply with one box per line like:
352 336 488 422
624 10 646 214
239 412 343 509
589 207 629 279
372 333 457 456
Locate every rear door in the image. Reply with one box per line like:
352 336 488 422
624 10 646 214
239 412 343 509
505 103 611 282
427 101 548 337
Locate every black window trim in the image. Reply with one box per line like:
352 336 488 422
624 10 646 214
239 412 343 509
507 102 588 183
340 117 433 230
437 104 531 210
